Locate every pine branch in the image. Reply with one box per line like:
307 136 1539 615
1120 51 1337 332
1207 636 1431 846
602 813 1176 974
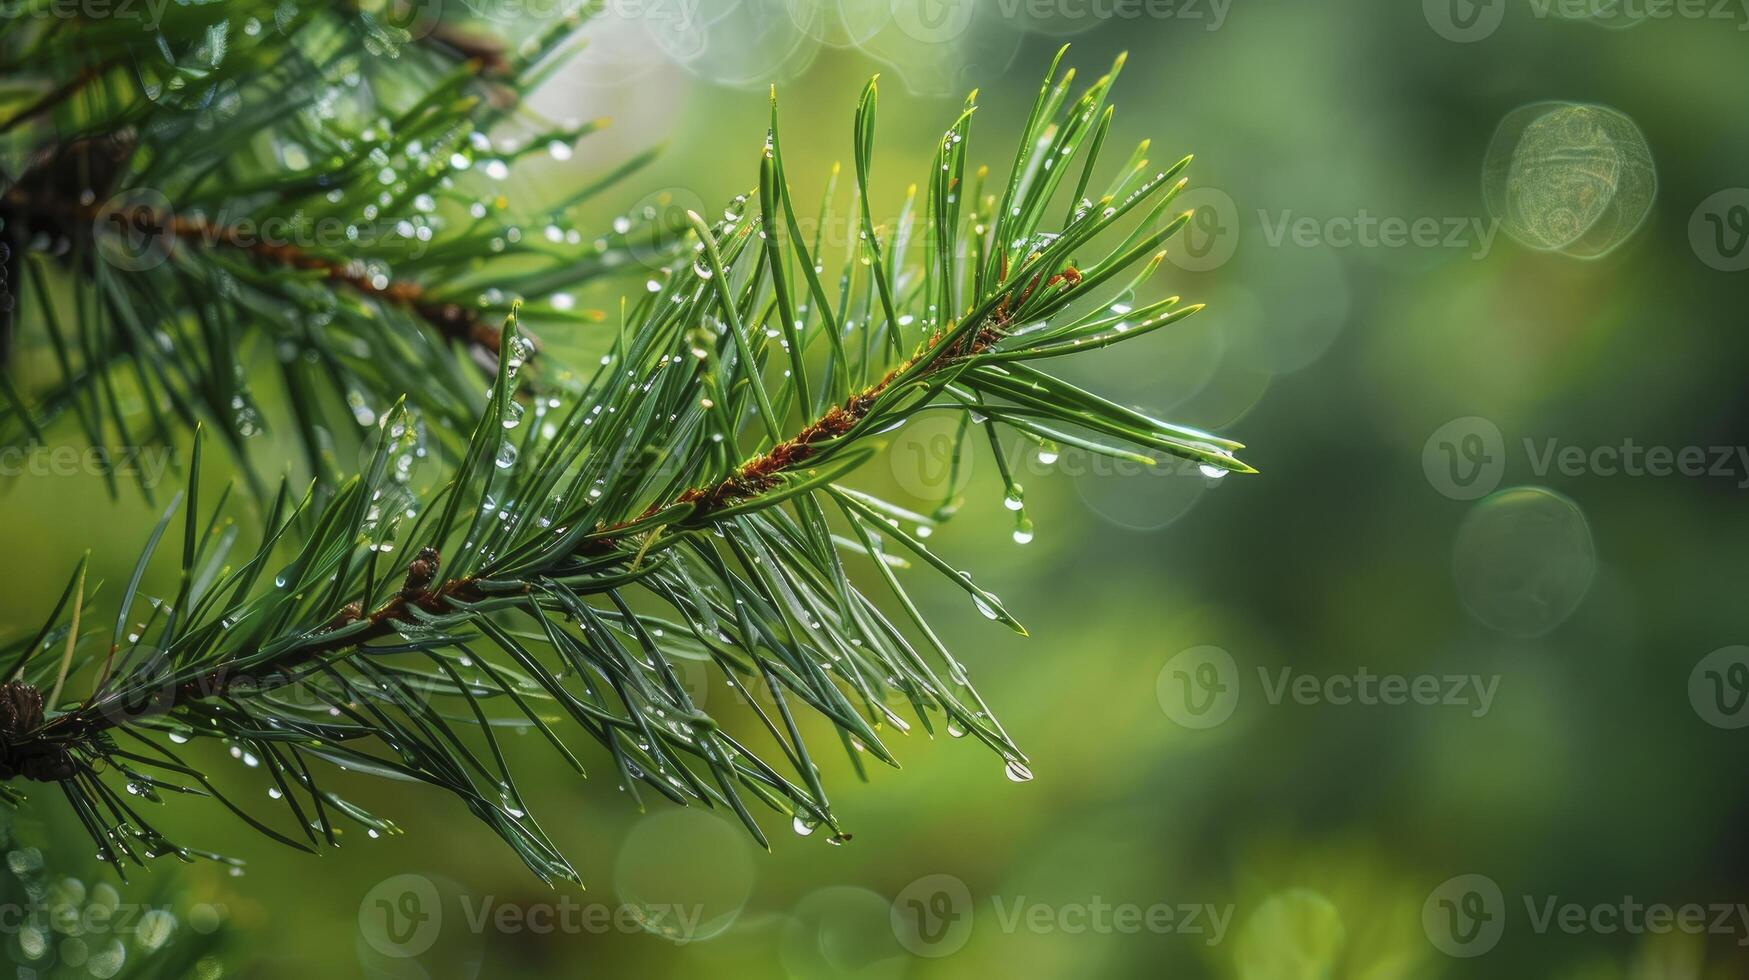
0 1 667 494
0 51 1254 883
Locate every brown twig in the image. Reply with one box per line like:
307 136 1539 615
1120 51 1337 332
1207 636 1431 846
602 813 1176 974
3 187 511 359
0 61 118 136
154 207 509 356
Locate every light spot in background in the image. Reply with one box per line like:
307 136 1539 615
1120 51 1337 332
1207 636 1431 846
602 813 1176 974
521 12 686 166
614 809 757 942
648 0 822 90
839 1 1025 97
781 885 910 977
1482 102 1656 259
1233 888 1345 980
526 5 666 91
1452 486 1597 637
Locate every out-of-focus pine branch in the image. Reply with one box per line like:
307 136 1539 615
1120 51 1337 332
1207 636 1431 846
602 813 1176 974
0 0 667 496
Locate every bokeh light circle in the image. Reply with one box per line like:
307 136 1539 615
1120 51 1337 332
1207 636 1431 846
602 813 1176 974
1483 102 1656 259
1071 427 1227 532
1452 486 1597 637
613 809 757 943
781 885 910 978
648 0 822 90
847 1 1024 97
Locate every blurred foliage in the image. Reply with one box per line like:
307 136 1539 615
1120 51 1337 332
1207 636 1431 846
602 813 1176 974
0 809 231 978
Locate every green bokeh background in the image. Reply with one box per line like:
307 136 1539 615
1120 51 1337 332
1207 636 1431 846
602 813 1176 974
4 0 1748 976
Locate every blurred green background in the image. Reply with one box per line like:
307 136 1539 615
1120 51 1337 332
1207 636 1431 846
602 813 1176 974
5 0 1749 977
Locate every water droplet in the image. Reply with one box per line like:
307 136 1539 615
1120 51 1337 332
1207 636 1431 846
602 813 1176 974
1004 760 1034 783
